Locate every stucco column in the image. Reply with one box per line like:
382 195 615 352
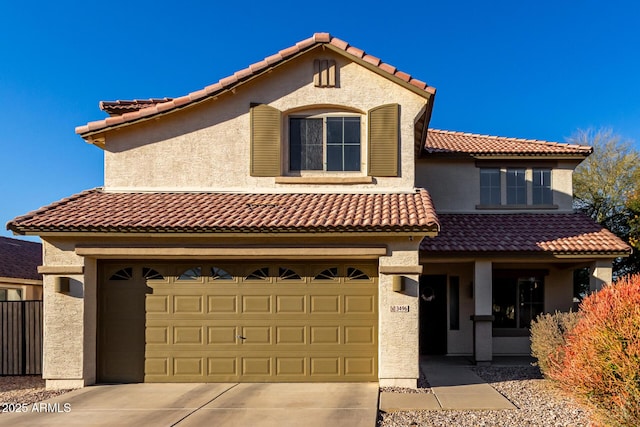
377 239 423 389
590 259 613 292
40 239 95 390
472 260 493 364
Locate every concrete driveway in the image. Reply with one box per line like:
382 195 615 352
0 383 379 427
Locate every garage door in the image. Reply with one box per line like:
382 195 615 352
99 262 378 383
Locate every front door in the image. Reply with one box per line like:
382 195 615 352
419 275 447 355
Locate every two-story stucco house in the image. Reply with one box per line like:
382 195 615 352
8 33 630 390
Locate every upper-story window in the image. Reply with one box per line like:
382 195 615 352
480 168 500 205
506 168 526 205
289 115 361 172
532 169 552 205
478 167 554 208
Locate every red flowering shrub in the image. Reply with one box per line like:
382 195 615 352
548 274 640 427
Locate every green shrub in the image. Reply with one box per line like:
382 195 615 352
530 310 579 377
548 274 640 427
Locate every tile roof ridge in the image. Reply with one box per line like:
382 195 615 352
77 33 435 136
427 128 592 151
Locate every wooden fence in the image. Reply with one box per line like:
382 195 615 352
0 301 43 375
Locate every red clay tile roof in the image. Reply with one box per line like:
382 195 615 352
7 189 439 235
0 236 42 280
77 33 436 137
100 98 173 116
421 213 630 255
425 129 592 157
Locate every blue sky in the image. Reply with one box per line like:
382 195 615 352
2 0 639 241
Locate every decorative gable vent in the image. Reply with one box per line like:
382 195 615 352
313 59 337 87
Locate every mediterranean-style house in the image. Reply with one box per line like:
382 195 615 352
7 33 630 390
0 236 42 300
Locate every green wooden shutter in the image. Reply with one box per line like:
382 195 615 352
368 103 399 177
250 104 281 177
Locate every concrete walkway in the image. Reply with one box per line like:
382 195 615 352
0 383 379 427
380 357 518 412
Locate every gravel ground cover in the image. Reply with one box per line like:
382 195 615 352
378 366 593 427
0 376 72 412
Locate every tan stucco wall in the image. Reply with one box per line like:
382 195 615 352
416 159 578 212
103 49 428 193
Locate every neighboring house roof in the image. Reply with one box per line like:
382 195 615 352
425 129 592 157
421 213 631 255
76 33 436 138
7 189 440 234
0 236 42 280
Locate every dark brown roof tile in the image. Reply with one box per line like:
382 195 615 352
0 237 42 280
421 213 630 255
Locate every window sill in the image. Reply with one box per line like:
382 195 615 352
275 176 374 185
476 204 558 210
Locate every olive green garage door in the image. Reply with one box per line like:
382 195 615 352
98 262 378 383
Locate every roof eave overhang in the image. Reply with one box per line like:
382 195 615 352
11 229 439 238
421 152 590 160
78 42 435 143
420 250 630 261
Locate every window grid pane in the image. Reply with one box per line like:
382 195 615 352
289 118 323 171
506 168 526 205
532 169 552 205
480 169 500 205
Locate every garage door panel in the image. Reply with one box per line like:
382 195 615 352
174 295 203 314
243 357 271 375
241 326 272 344
345 326 375 344
146 295 169 313
147 326 169 344
276 326 306 344
174 357 203 376
345 295 375 313
311 357 340 376
276 357 306 375
345 357 375 375
311 326 340 344
276 295 306 313
208 357 237 376
208 295 237 313
311 295 340 313
242 295 272 313
208 326 238 344
145 357 168 376
173 326 203 345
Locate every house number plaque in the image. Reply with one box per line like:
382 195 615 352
390 305 410 313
